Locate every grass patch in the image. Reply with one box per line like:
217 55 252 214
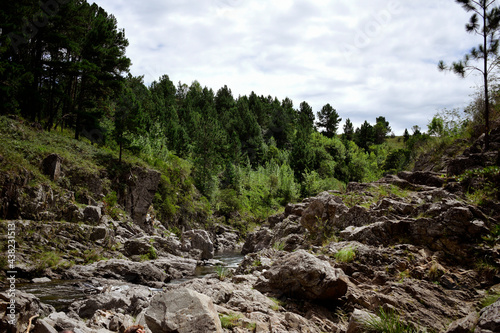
361 307 419 333
334 246 356 263
268 297 283 311
215 265 232 281
219 313 242 329
272 241 285 251
480 292 500 308
335 184 409 209
82 249 107 264
140 246 158 261
33 251 63 271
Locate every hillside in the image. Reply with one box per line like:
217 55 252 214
0 114 499 332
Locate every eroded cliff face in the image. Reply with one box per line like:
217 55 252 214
0 153 161 230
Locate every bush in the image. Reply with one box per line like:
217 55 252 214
362 308 419 333
334 246 356 263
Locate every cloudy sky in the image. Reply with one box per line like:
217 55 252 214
93 0 486 134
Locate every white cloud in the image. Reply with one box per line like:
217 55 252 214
94 0 488 134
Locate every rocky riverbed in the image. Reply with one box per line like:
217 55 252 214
1 135 500 332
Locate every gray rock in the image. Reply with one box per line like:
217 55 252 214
476 299 500 333
182 229 214 260
33 318 58 333
47 312 98 333
152 236 182 256
346 309 378 333
0 291 55 333
241 228 272 255
255 250 348 300
397 171 445 188
152 255 197 279
64 259 168 286
144 288 223 333
32 277 51 283
123 238 153 257
122 167 161 229
83 206 101 224
90 227 108 241
42 154 62 181
445 312 479 333
70 285 151 319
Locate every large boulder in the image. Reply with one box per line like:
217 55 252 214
152 255 198 279
123 238 154 257
241 228 272 255
42 154 62 181
182 230 214 260
476 299 500 333
0 291 55 333
143 288 222 333
69 285 151 319
255 250 348 300
122 167 161 229
83 205 101 224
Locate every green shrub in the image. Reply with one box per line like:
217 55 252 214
219 313 242 329
361 308 419 333
215 265 232 281
334 246 356 263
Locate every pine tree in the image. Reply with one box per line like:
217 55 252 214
316 103 342 138
343 118 355 141
439 0 500 149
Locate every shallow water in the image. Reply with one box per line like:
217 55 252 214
17 279 90 312
17 251 245 310
171 250 244 284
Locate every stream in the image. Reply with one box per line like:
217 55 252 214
18 251 244 312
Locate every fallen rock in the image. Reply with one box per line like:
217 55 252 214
122 167 161 229
476 299 500 333
346 309 378 333
182 229 214 260
83 205 101 224
144 287 222 333
0 291 55 333
42 154 62 181
241 228 272 255
445 312 479 333
255 250 348 300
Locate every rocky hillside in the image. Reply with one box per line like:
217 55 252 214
1 122 499 333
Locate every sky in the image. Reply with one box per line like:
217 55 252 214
92 0 488 135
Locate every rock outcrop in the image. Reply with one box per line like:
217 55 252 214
143 288 222 333
122 167 161 230
255 250 348 300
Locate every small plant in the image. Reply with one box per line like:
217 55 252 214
215 265 232 281
83 249 106 264
398 270 410 283
219 313 242 329
480 291 500 308
334 246 356 263
268 297 283 311
361 307 419 333
34 251 62 271
272 241 285 251
252 259 262 267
